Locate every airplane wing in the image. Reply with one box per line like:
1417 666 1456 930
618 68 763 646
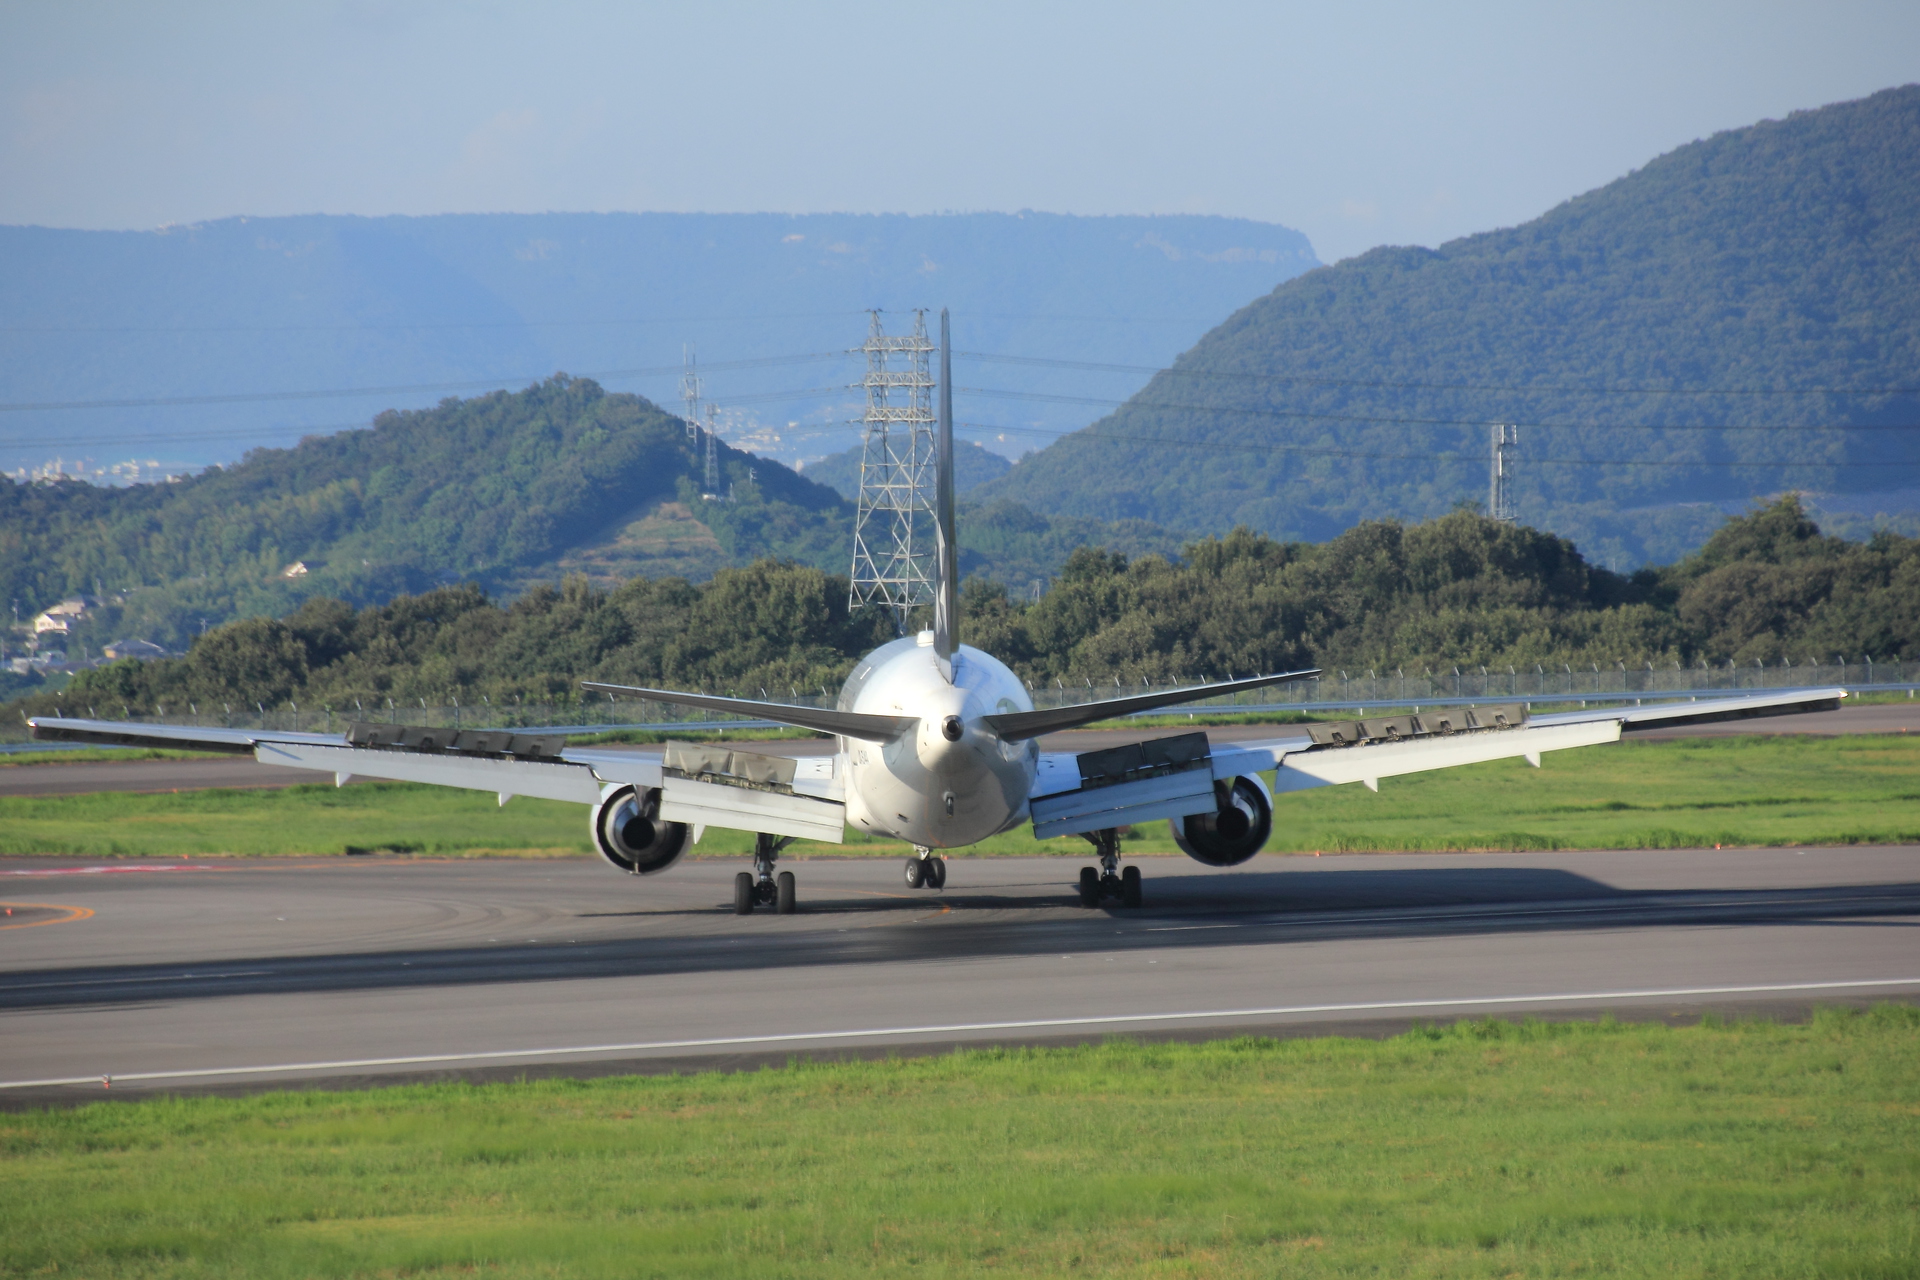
22 715 845 836
1026 687 1847 839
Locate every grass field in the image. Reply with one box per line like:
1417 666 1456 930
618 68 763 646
3 1009 1916 1278
2 734 1918 859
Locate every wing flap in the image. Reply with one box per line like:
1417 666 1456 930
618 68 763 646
1272 720 1622 792
658 775 845 844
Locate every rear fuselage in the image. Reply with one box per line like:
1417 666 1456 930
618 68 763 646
837 634 1038 848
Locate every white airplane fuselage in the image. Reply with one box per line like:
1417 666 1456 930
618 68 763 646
836 633 1039 848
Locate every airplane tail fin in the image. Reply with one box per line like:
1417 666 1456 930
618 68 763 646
932 307 959 681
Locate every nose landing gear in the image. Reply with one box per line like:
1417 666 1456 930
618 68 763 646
905 846 947 889
733 833 799 915
1077 828 1143 908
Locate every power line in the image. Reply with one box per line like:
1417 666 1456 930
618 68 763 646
0 353 853 412
957 350 1920 398
956 386 1920 433
0 310 872 334
951 421 1918 469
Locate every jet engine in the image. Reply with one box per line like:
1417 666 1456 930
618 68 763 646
1170 774 1273 867
591 785 691 875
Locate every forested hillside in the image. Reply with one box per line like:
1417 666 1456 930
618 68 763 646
14 497 1912 723
1 377 1188 652
0 377 852 650
980 86 1920 566
801 439 1012 502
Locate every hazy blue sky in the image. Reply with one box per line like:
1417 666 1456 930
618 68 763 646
4 0 1917 261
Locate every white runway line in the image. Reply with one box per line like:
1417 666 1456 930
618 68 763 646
4 976 1917 1091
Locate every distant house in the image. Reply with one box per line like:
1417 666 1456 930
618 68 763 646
31 596 96 635
104 638 169 662
279 560 324 579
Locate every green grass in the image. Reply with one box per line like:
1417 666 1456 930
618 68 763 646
1262 732 1920 854
3 734 1918 859
0 747 219 766
2 1009 1916 1278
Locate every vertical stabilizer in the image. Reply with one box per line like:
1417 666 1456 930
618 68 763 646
932 308 959 680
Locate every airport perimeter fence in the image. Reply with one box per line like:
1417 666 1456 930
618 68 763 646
6 656 1913 746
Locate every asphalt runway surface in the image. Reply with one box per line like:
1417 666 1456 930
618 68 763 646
4 702 1917 797
3 846 1916 1105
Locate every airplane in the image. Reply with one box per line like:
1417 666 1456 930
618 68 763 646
27 310 1847 914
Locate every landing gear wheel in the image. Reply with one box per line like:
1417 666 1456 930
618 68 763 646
1078 866 1101 908
776 870 797 915
925 856 947 889
1120 864 1143 908
733 871 755 915
904 858 925 889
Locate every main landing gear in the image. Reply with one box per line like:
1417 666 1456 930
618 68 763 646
905 846 947 890
1077 828 1143 909
734 833 798 915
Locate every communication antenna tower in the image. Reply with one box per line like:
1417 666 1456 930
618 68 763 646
703 403 722 498
848 310 938 629
1489 423 1518 522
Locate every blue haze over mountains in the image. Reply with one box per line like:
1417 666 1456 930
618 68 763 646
0 212 1318 478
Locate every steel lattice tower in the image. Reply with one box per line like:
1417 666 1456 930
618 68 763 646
848 310 937 629
1489 423 1518 522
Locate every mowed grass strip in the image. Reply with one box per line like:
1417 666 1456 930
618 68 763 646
4 733 1919 859
3 1009 1916 1278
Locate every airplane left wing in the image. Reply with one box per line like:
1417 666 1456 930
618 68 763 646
27 714 847 843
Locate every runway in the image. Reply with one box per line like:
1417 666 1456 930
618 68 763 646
4 702 1917 797
3 846 1916 1104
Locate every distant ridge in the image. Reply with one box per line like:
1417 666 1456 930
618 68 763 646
979 86 1920 566
0 210 1318 477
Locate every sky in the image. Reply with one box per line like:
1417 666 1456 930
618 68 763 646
3 1 1918 262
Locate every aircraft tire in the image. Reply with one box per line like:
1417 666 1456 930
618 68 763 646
776 870 797 915
734 871 755 915
905 858 925 888
926 857 947 889
1120 865 1142 908
1077 866 1100 907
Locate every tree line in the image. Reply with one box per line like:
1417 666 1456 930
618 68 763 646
9 496 1913 725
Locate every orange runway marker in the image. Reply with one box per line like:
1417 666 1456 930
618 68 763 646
0 902 96 931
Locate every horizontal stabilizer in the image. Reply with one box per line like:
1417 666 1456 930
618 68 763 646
580 681 916 743
983 669 1321 741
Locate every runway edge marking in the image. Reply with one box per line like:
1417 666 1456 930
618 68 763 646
4 976 1918 1091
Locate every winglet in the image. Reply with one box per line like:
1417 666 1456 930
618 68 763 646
931 307 959 682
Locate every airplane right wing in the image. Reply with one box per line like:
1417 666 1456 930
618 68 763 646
1027 687 1847 839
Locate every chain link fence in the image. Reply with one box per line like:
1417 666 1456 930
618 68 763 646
8 656 1910 744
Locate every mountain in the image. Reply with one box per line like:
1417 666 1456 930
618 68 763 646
799 439 1012 502
0 377 1188 652
978 86 1920 566
0 211 1318 479
0 377 855 651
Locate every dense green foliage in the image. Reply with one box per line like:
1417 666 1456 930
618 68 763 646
4 1011 1916 1277
983 86 1920 565
9 496 1913 724
7 734 1917 858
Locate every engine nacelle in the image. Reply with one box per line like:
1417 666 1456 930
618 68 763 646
590 784 691 875
1170 774 1273 867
